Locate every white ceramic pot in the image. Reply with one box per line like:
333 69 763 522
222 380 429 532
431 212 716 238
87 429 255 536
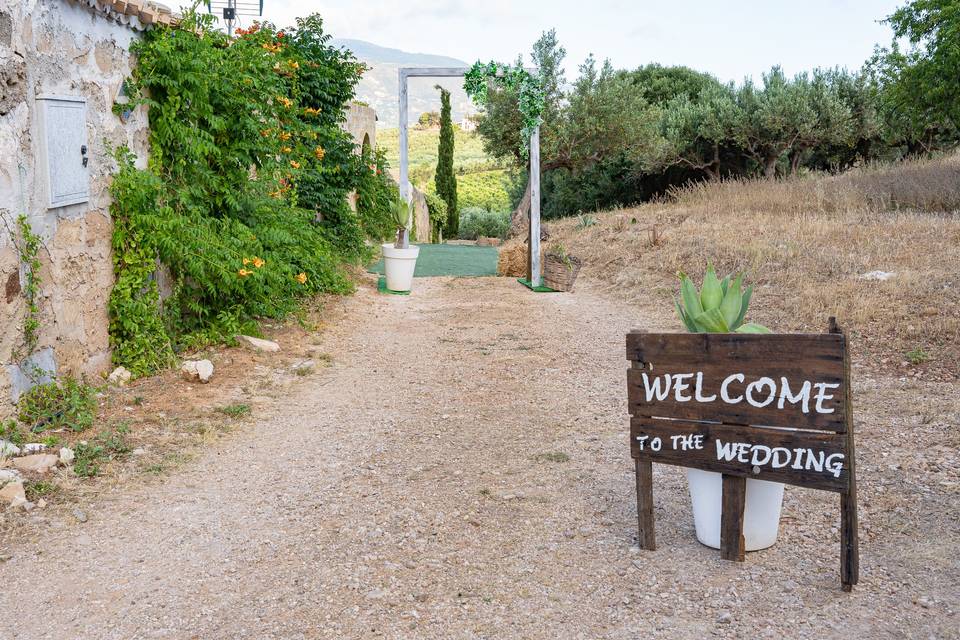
686 468 785 551
382 243 420 292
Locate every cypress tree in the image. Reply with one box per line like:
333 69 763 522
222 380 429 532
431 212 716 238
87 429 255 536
434 85 458 237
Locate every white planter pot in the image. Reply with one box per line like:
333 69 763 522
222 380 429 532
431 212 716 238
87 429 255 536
686 468 785 551
382 243 420 292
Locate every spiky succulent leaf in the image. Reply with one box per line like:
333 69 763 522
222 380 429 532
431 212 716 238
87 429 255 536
678 272 703 317
735 322 772 334
720 275 730 297
700 264 723 310
719 274 743 329
693 307 730 333
675 299 699 333
733 283 753 329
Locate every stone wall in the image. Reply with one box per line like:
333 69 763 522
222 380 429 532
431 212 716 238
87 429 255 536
343 101 376 152
0 0 150 415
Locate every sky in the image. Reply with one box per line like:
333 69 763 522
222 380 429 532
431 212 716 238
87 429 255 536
246 0 905 83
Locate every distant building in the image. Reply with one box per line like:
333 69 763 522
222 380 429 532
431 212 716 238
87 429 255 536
458 117 477 132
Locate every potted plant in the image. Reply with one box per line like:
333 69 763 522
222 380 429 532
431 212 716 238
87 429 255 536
543 243 582 292
675 265 785 551
381 195 420 293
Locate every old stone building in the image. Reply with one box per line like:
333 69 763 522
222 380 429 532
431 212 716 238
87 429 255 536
0 0 174 415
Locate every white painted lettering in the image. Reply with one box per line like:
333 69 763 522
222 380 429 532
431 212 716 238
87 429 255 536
720 374 745 404
673 373 694 402
694 372 717 402
813 382 841 414
641 373 672 402
746 377 777 408
778 377 811 413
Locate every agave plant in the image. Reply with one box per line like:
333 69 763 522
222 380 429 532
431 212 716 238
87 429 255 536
392 195 413 249
675 265 770 334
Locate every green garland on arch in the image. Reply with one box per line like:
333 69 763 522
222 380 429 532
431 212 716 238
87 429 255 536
464 60 545 157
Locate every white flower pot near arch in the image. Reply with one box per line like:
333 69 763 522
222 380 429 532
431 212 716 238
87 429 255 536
382 195 420 293
382 242 419 292
687 469 785 551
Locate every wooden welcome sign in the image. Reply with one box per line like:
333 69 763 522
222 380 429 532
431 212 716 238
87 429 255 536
626 318 859 590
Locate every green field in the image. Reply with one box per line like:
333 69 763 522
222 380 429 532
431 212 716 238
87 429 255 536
378 126 495 171
378 127 513 214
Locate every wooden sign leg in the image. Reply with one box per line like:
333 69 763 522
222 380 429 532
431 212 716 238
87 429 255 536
841 488 859 590
635 459 656 550
720 474 746 562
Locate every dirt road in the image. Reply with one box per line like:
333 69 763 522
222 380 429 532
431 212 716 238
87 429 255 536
1 276 957 639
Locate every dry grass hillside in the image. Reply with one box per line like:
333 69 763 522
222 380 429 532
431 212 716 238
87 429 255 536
518 154 960 380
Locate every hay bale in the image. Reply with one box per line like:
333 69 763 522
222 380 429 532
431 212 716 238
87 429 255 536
497 241 528 277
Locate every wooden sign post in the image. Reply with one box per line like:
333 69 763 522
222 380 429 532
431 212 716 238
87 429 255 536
626 319 859 590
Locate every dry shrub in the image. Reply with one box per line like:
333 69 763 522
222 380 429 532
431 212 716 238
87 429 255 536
497 241 528 277
671 153 960 216
545 153 960 378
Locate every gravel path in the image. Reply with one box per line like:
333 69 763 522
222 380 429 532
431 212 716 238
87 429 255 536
1 276 957 639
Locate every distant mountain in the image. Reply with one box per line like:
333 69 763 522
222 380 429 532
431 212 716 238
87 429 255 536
333 38 477 129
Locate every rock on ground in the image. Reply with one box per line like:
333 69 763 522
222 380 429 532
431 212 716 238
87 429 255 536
10 453 59 474
0 480 26 505
108 366 132 386
181 359 215 383
235 335 281 352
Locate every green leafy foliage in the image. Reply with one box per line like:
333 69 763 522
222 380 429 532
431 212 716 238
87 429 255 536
355 147 400 242
457 208 509 240
13 215 42 357
16 376 97 433
110 11 383 373
73 424 131 478
424 192 448 243
473 22 959 217
675 265 770 334
435 86 458 236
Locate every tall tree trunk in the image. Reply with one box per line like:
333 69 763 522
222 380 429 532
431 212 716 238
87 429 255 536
763 155 779 179
509 178 532 238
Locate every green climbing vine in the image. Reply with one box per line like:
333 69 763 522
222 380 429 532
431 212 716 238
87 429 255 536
2 213 43 358
106 9 392 375
464 60 545 156
14 215 42 356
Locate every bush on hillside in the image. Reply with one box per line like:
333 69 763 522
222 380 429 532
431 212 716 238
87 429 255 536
458 208 510 240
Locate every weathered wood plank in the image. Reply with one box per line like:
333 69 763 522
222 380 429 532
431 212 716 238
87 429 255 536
830 318 860 590
627 332 844 366
629 417 849 492
626 332 847 431
720 474 746 561
635 458 656 550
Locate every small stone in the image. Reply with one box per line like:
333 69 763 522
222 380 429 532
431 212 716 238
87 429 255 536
0 480 26 505
0 469 21 485
36 498 47 509
858 270 896 281
563 530 575 539
236 335 280 352
131 447 147 456
365 589 387 600
108 366 132 386
717 612 733 624
73 508 88 523
0 439 20 457
11 454 59 474
10 496 32 511
23 443 46 453
181 359 214 383
59 447 75 465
